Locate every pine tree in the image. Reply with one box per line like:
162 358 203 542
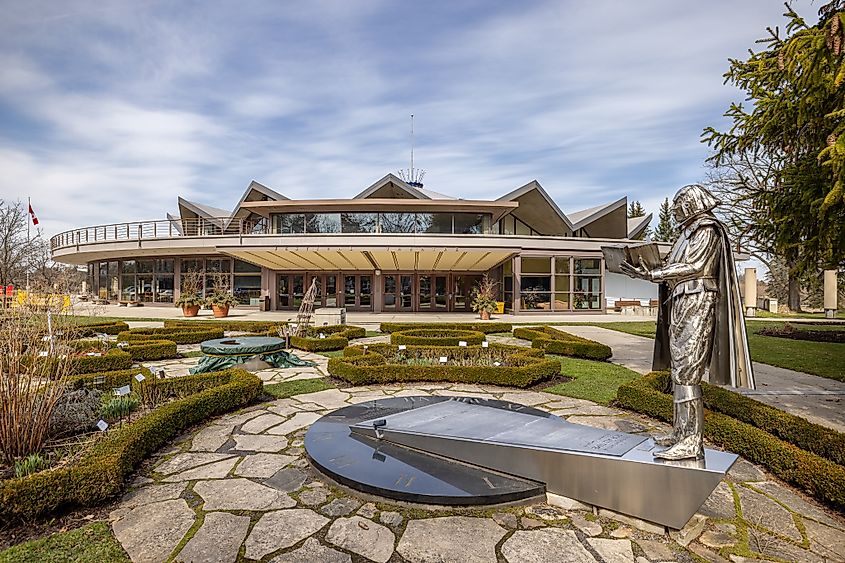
702 2 845 280
654 198 677 243
627 201 646 218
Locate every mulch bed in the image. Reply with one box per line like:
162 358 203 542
758 326 845 344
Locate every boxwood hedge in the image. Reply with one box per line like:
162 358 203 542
72 320 130 337
117 326 224 345
329 343 559 387
163 319 287 333
121 339 179 362
390 328 486 347
289 325 366 352
617 372 845 511
514 326 612 361
66 367 152 391
379 322 512 334
60 349 133 375
0 368 261 521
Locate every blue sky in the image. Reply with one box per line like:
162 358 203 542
0 0 820 237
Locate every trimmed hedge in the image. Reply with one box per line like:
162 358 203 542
121 339 179 362
391 329 486 347
290 325 366 352
329 343 559 387
380 322 512 334
72 320 130 337
66 367 152 391
117 326 224 345
0 368 262 521
617 372 845 511
163 319 286 333
514 326 612 361
61 349 133 375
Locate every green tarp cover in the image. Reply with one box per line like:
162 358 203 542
190 336 315 374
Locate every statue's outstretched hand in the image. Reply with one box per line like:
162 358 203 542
620 260 652 281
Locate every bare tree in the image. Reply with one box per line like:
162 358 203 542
0 200 38 288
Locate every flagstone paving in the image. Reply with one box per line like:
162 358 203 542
109 380 845 562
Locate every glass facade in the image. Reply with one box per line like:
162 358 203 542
514 256 602 311
269 212 491 235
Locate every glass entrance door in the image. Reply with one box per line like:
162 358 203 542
418 274 448 310
418 275 432 310
383 274 414 311
434 275 448 310
452 274 481 312
342 274 373 310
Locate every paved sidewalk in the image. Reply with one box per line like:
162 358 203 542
560 325 845 432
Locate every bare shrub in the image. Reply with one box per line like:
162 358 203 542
0 298 73 463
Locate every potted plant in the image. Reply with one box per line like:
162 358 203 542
175 293 204 317
206 291 238 318
471 274 499 320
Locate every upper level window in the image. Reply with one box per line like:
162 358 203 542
454 213 486 234
341 213 377 233
306 213 341 233
416 213 452 234
379 213 416 233
269 212 492 234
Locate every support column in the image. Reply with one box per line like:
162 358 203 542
824 270 838 319
373 270 383 313
744 267 757 317
511 256 521 314
173 259 182 302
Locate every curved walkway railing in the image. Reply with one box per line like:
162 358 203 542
50 218 264 250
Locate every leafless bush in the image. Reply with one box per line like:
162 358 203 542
0 298 73 463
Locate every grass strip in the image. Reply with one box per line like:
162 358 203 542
544 356 640 405
0 522 129 563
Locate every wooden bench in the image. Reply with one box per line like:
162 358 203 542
613 300 642 312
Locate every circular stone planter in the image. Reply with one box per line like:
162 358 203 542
305 396 546 505
390 329 486 347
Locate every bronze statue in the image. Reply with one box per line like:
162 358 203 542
621 184 754 460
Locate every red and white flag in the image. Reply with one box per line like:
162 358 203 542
28 199 38 226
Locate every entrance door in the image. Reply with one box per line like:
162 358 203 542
434 275 448 310
452 275 481 312
418 275 432 310
418 274 448 310
383 274 414 311
342 274 373 310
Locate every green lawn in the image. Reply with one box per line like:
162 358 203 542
544 356 640 405
263 378 335 399
578 320 844 382
0 522 129 563
316 349 345 359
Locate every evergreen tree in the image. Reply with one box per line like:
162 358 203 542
654 197 678 243
627 200 646 218
702 2 845 283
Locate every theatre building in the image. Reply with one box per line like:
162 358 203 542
50 174 652 314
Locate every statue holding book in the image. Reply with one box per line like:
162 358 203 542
606 184 754 460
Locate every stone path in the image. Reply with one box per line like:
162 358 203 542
560 325 845 432
145 348 329 383
110 383 845 562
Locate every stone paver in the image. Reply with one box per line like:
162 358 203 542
234 453 297 478
326 516 395 563
176 512 250 563
231 433 288 452
112 499 195 563
244 509 329 560
587 538 634 563
194 478 296 511
502 528 596 563
398 516 506 563
110 383 845 563
162 457 239 482
270 537 351 563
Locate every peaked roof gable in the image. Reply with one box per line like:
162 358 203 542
353 173 430 200
568 196 627 231
497 180 573 234
627 214 653 239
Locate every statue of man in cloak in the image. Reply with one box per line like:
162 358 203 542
621 184 755 460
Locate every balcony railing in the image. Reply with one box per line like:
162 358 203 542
50 218 265 250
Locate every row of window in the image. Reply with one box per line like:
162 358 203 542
503 256 603 311
270 212 490 235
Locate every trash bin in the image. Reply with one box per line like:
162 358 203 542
259 296 271 311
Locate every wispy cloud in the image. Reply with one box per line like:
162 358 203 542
0 0 820 236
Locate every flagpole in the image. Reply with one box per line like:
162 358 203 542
26 197 30 293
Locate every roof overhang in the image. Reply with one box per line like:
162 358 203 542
353 173 429 199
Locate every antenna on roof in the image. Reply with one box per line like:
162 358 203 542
398 114 425 188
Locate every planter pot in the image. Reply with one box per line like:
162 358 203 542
480 310 491 321
212 304 230 318
182 305 201 317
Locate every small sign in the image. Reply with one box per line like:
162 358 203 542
458 341 467 347
113 385 131 396
93 376 105 386
38 350 48 357
85 352 102 357
318 333 326 339
134 373 146 382
96 419 109 432
398 344 407 351
95 333 108 340
117 342 128 348
41 335 53 342
439 356 448 363
481 341 489 348
493 361 501 367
